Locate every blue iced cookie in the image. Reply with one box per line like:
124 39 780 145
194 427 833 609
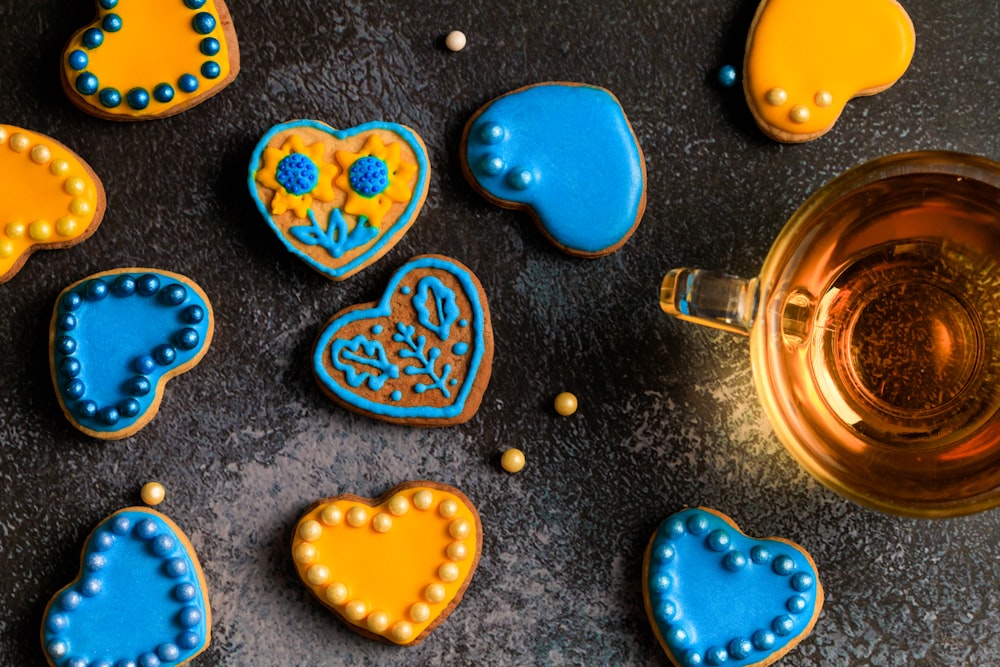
312 254 493 426
50 268 214 439
41 507 211 666
643 507 823 666
462 82 646 257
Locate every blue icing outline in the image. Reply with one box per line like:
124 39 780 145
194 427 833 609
644 508 821 666
41 508 210 666
312 256 487 420
247 119 430 279
464 83 645 255
51 269 213 437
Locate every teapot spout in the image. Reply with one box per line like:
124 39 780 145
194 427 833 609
659 269 759 335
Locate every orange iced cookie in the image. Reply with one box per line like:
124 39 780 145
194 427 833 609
61 0 240 120
743 0 915 142
0 125 105 283
292 481 481 646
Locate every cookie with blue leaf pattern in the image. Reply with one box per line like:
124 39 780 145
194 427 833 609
312 255 493 426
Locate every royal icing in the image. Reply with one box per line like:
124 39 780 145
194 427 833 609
0 125 104 282
50 268 214 439
744 0 915 141
643 508 823 667
41 508 211 667
248 119 431 280
62 0 239 119
463 82 646 256
312 255 493 423
292 482 481 645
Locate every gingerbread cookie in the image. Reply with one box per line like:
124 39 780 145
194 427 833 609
0 125 105 283
249 119 431 280
61 0 240 120
50 268 215 439
312 255 493 426
461 82 646 257
743 0 915 142
643 508 823 666
292 481 482 646
41 507 211 666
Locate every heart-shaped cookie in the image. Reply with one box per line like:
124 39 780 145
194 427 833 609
50 268 215 439
642 508 823 666
743 0 915 142
41 507 211 666
292 481 482 646
312 255 493 426
461 82 646 257
249 119 430 280
61 0 240 120
0 125 105 283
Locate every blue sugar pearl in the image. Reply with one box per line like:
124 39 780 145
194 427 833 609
58 313 77 331
773 555 795 576
135 518 158 539
200 60 221 79
85 279 108 301
67 658 88 667
653 599 676 622
134 355 156 375
707 529 729 552
154 344 177 365
112 274 136 296
166 558 188 578
47 640 68 660
184 0 207 8
64 379 86 399
728 638 752 660
182 305 205 324
652 540 675 562
773 614 795 636
650 573 671 593
61 591 83 610
161 284 187 305
192 12 216 34
99 0 118 8
507 168 533 190
82 28 104 49
137 274 160 295
75 72 99 95
59 357 81 378
179 606 202 627
153 83 175 103
111 516 131 534
348 156 390 196
705 647 728 666
97 405 120 425
62 292 83 311
98 87 121 108
686 514 709 535
178 74 199 93
68 50 89 70
750 546 771 564
480 122 505 144
200 37 220 56
157 644 180 661
128 376 152 396
723 550 748 572
77 400 98 419
276 153 319 195
175 328 200 350
85 553 106 571
102 13 122 32
57 336 77 355
177 632 199 650
667 626 687 644
127 87 150 110
152 534 175 556
115 660 136 667
682 649 703 666
138 653 160 667
47 612 69 632
792 572 814 591
787 595 807 614
665 518 685 538
81 577 102 597
175 583 196 601
717 64 738 87
753 630 775 650
118 398 141 418
479 154 505 176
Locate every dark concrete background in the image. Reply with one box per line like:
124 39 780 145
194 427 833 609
3 1 1000 665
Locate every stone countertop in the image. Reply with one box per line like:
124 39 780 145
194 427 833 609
3 1 1000 665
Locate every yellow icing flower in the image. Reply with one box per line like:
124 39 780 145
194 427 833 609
334 134 417 229
256 135 338 219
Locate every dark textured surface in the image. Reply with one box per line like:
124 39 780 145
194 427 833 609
2 1 1000 665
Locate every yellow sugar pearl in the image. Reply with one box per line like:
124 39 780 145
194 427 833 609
50 159 70 176
554 392 578 416
140 482 165 506
789 105 811 124
320 505 343 526
814 90 833 108
413 490 433 510
346 506 368 527
390 622 414 643
764 87 788 106
56 217 78 237
410 602 431 623
367 611 390 633
64 176 86 196
388 494 410 516
6 222 24 239
449 518 471 540
501 448 526 473
438 562 460 583
325 582 349 606
299 519 323 541
30 145 51 164
29 220 52 241
293 543 316 564
447 541 468 562
9 133 30 152
438 499 458 519
0 240 14 258
344 600 368 621
70 198 90 217
372 512 393 533
306 564 330 586
424 583 446 603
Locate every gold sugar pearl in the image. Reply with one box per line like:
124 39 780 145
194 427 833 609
9 133 30 152
447 541 468 562
30 145 51 164
438 499 458 519
306 564 330 586
367 611 390 633
50 159 70 176
293 543 316 564
413 490 433 510
140 482 166 506
372 512 393 533
299 520 323 541
789 105 811 124
64 177 86 196
6 222 24 239
346 506 368 527
56 217 78 237
344 600 368 621
554 392 578 416
425 583 446 603
70 198 91 217
501 448 526 473
439 563 460 582
449 518 471 540
764 87 788 106
388 494 410 516
391 622 414 643
0 241 13 258
325 582 349 606
29 220 52 241
410 602 431 623
814 90 833 108
320 505 343 526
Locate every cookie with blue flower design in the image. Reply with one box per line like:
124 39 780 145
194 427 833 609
249 119 431 280
312 255 493 426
